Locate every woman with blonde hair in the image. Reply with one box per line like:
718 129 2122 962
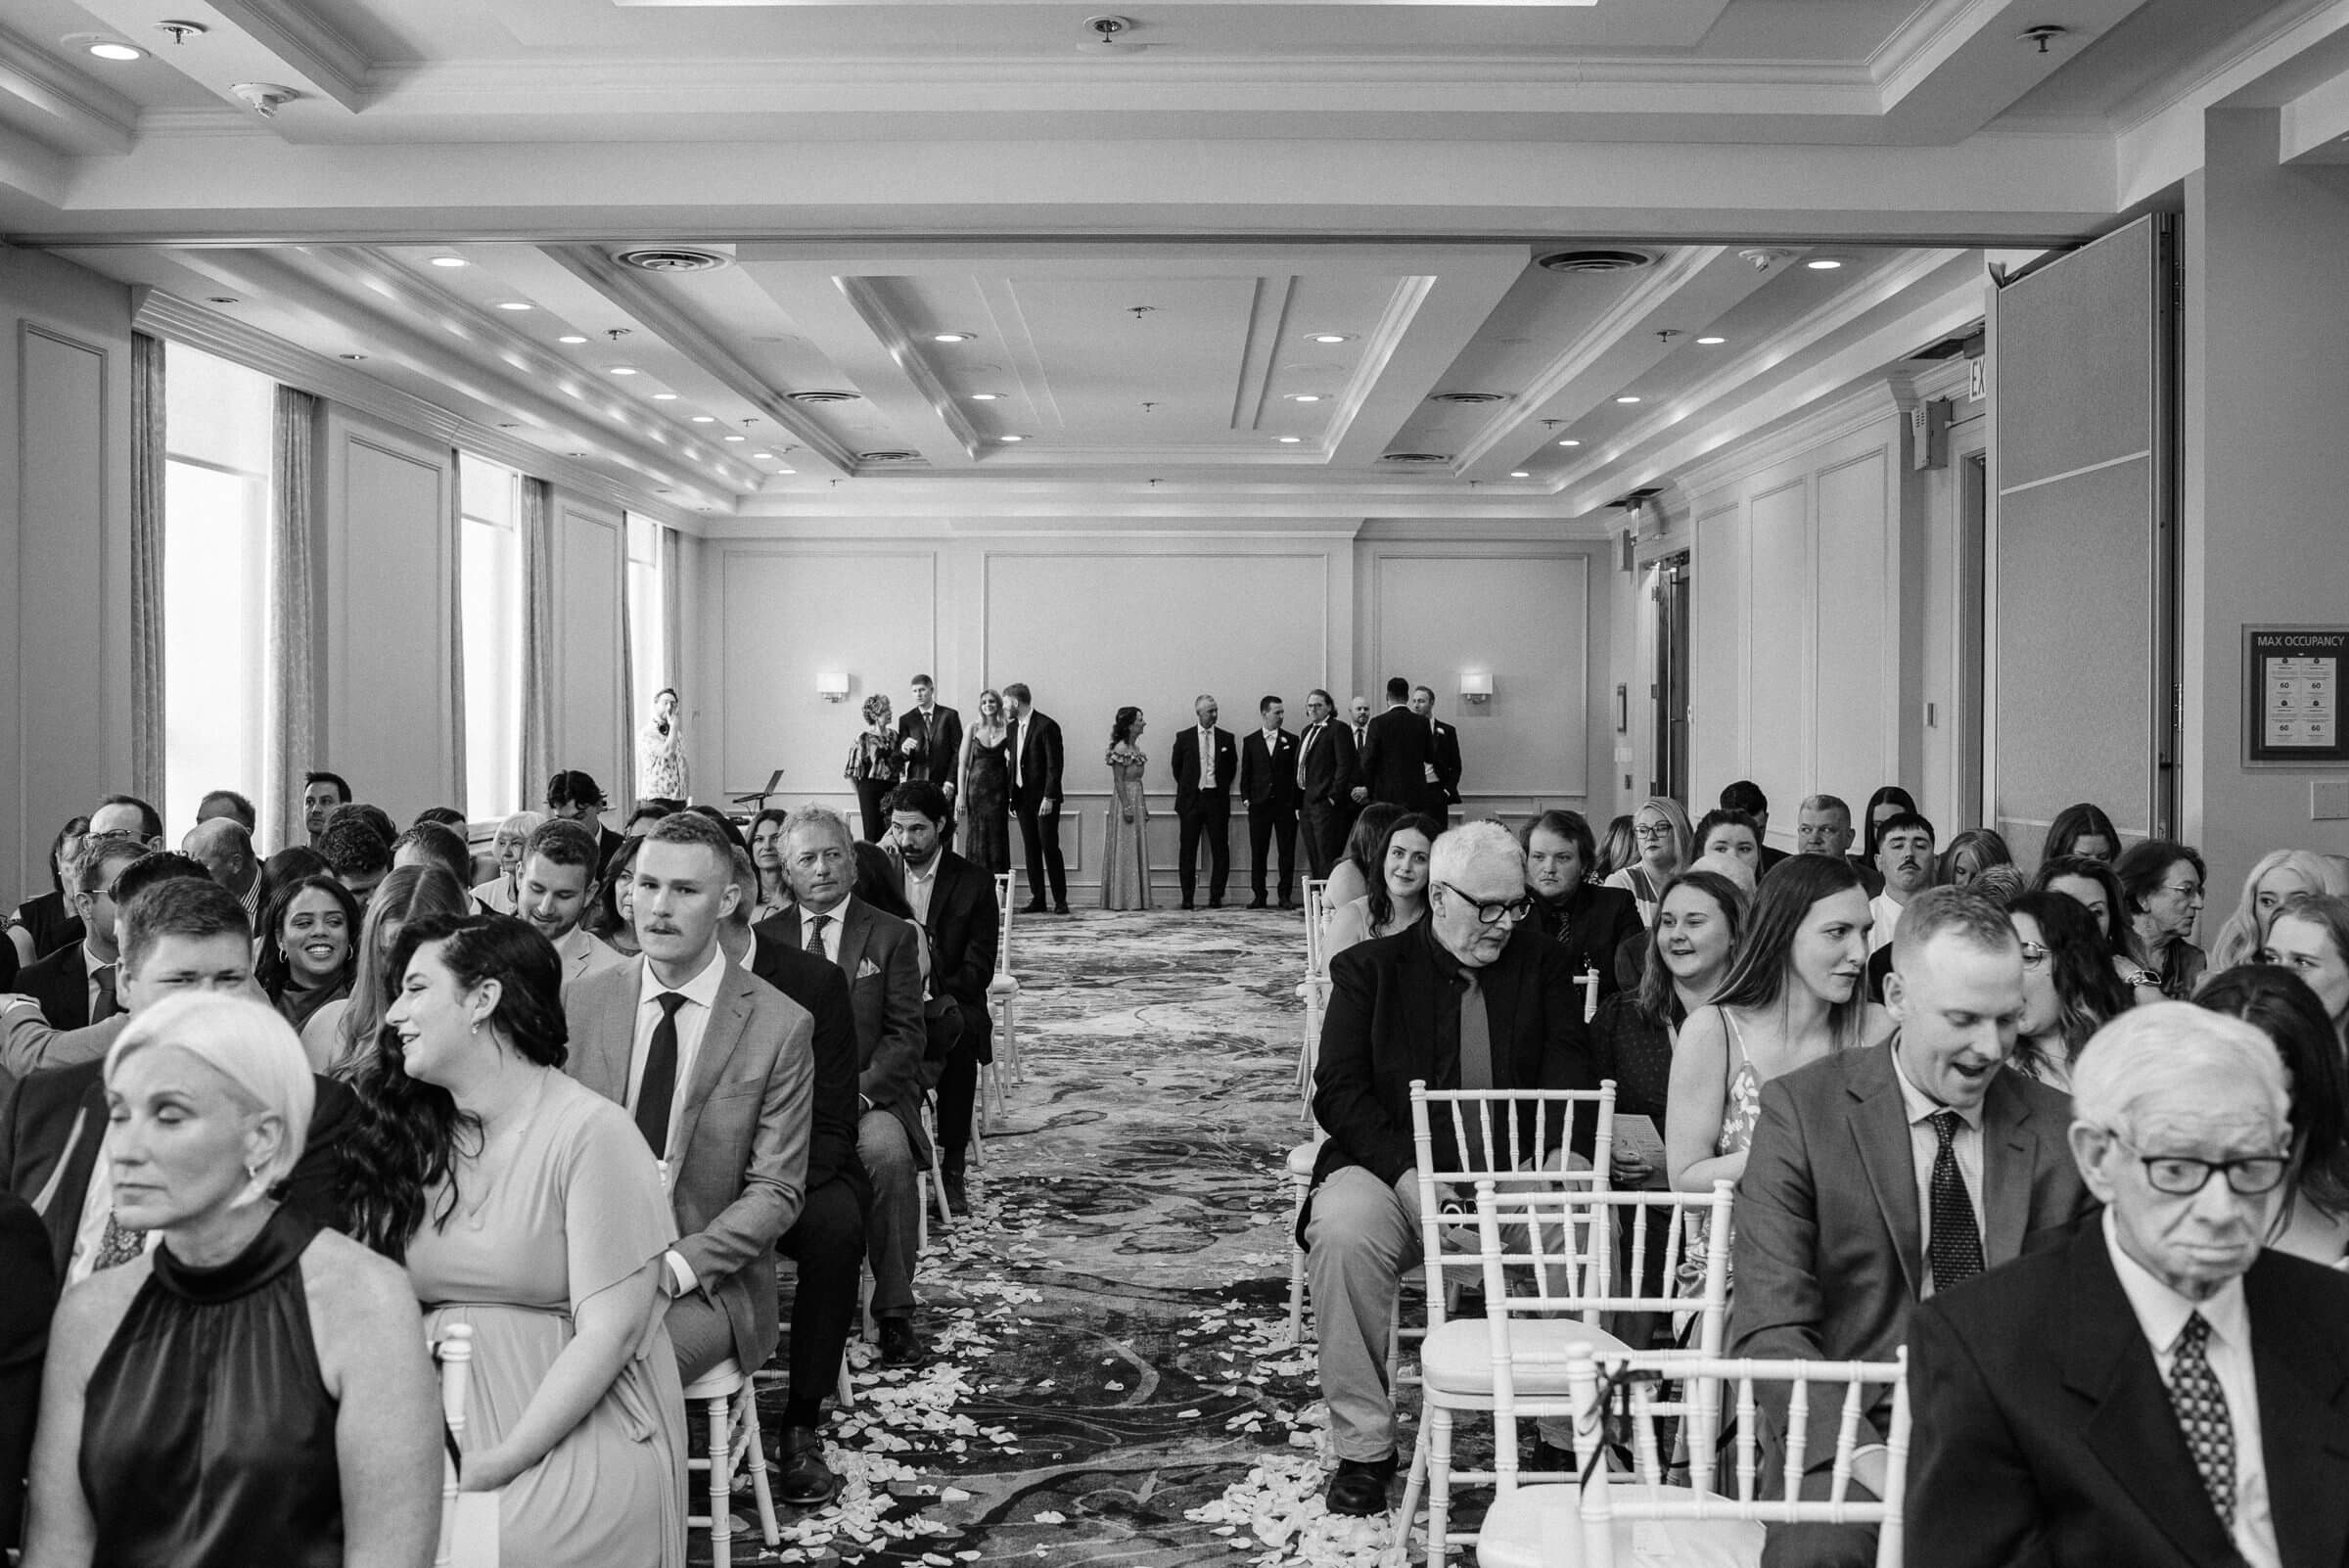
25 992 439 1567
2208 849 2349 972
474 808 546 914
956 688 1014 875
1603 796 1693 927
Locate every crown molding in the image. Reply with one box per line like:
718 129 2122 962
0 23 138 156
210 0 374 112
2112 0 2349 133
133 108 277 139
1670 374 1918 499
133 289 713 532
1870 0 2003 100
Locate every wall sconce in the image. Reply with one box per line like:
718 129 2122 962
1459 671 1495 706
816 671 851 703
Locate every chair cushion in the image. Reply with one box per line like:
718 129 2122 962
1419 1316 1633 1397
1478 1483 1764 1568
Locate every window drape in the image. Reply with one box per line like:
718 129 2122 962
130 332 165 807
518 475 556 810
446 447 469 816
264 386 319 852
618 536 636 812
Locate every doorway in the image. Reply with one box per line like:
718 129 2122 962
1651 553 1691 803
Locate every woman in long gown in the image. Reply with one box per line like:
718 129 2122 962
957 687 1014 875
343 912 686 1568
1100 707 1152 910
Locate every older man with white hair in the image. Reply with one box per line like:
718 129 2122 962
1907 1002 2349 1568
1301 818 1598 1516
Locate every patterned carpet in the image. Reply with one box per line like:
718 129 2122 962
726 905 1412 1568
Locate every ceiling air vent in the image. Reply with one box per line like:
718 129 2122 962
1429 391 1509 405
858 450 922 463
787 389 861 405
1537 249 1655 275
614 248 732 274
1381 452 1453 464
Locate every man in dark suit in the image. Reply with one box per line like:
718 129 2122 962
0 1190 49 1549
896 674 964 837
1294 688 1359 882
1001 681 1067 914
1356 676 1438 813
1304 820 1597 1515
15 834 147 1031
1731 887 2095 1567
755 805 933 1364
889 782 998 1213
0 877 356 1286
564 812 814 1406
1171 693 1238 911
1721 780 1788 875
1239 695 1302 909
1520 810 1641 1004
1411 684 1463 811
1907 1002 2345 1568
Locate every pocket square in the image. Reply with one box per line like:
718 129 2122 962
856 957 882 980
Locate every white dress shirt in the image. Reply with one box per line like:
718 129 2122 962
1011 717 1027 788
903 855 940 927
623 945 728 1157
1888 1044 1986 1298
1867 891 1906 954
2103 1208 2280 1568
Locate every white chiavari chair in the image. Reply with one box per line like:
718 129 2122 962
984 870 1022 1107
682 1359 783 1567
433 1323 498 1568
1296 877 1332 1120
1476 1348 1911 1568
1283 1134 1325 1345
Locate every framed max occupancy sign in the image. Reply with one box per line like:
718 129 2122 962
2243 624 2349 767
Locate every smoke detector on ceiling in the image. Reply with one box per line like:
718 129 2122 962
787 390 861 404
1537 250 1654 275
858 450 923 463
1429 392 1509 405
1381 452 1453 464
614 248 732 274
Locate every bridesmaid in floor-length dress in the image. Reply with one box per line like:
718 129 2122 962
1101 707 1154 910
957 687 1014 874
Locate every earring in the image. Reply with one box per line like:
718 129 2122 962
244 1161 263 1183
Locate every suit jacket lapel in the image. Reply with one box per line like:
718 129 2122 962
2248 1257 2349 1566
671 969 752 1158
574 960 643 1104
1978 1075 2039 1266
1844 1049 1923 1298
836 899 872 985
35 1081 108 1271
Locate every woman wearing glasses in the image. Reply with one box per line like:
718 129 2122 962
2196 962 2349 1264
1602 796 1692 928
1323 812 1442 959
2114 839 2209 1000
2005 891 2130 1091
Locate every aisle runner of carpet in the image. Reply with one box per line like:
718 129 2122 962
725 907 1468 1567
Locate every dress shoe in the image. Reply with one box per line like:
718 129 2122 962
1053 902 1070 915
942 1170 969 1216
774 1426 841 1507
1322 1452 1398 1516
1279 899 1300 911
1246 897 1268 909
877 1314 927 1368
1523 1434 1577 1477
1179 899 1196 911
1208 899 1225 909
1021 900 1048 915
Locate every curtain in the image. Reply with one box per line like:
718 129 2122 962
618 530 637 813
661 526 684 800
264 387 320 852
518 476 556 809
129 332 165 807
446 448 469 816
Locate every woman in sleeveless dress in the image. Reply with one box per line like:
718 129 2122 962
1603 796 1692 928
957 688 1013 875
1100 707 1153 910
27 992 439 1568
344 913 687 1568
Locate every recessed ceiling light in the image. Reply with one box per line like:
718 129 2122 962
1557 438 1582 447
496 301 532 311
557 334 588 344
1695 336 1727 346
1276 437 1303 443
339 352 366 361
1805 258 1845 271
206 297 238 305
1616 395 1643 404
999 435 1027 442
608 367 638 376
1509 471 1531 479
722 434 746 442
690 415 715 423
1287 393 1324 403
969 392 1001 401
1304 333 1355 345
87 41 146 61
931 332 975 344
754 451 775 459
429 256 467 268
652 392 677 401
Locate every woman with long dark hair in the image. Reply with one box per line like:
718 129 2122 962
254 874 362 1046
2197 963 2349 1264
2004 890 2130 1089
2041 801 2120 864
1321 802 1404 914
747 807 790 921
1858 785 1917 868
305 865 472 1078
2032 853 2162 1005
1323 811 1441 958
1589 870 1748 1187
342 912 685 1567
582 834 645 956
1100 706 1153 910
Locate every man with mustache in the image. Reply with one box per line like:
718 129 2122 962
1867 810 1936 955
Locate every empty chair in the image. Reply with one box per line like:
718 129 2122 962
682 1359 783 1567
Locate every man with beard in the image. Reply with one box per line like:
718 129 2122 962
515 820 627 1000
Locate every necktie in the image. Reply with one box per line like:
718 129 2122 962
1013 721 1025 787
91 963 119 1024
1296 724 1314 789
2168 1314 2236 1527
1926 1109 1984 1289
93 1209 145 1271
1202 730 1215 789
805 912 830 958
634 992 687 1156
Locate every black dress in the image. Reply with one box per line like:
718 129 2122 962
961 731 1012 873
7 889 82 962
79 1206 344 1568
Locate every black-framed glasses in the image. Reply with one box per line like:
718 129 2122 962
2102 1130 2288 1196
1438 883 1535 926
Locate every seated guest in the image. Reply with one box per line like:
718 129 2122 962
2041 799 2120 863
23 992 438 1568
1905 1003 2349 1568
1592 812 1637 882
562 811 814 1413
1666 855 1868 1201
1968 862 2027 905
2034 852 2164 1004
317 818 392 904
514 820 628 996
889 782 999 1215
307 866 471 1076
261 843 330 897
1936 826 2012 891
1691 807 1763 882
2264 892 2349 1049
1731 887 2091 1567
624 802 673 839
1866 810 1935 954
546 767 624 873
1719 779 1787 874
390 821 475 893
86 794 162 849
1792 793 1882 896
723 849 864 1506
474 809 547 914
2208 848 2349 972
179 817 264 926
1323 812 1441 959
345 912 689 1565
254 874 362 1048
1589 870 1747 1190
2117 839 2209 1000
1603 796 1692 926
17 834 147 1030
7 814 90 968
747 808 791 922
1321 803 1404 915
193 788 256 832
1 874 362 1276
326 802 400 853
1857 784 1917 867
1303 820 1596 1516
1520 808 1641 1004
583 834 647 956
300 769 351 848
2005 890 2131 1092
0 1190 50 1550
758 807 929 1365
2198 963 2349 1265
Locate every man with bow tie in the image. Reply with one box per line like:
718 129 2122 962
1240 695 1305 909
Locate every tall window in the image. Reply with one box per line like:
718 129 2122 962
162 346 274 835
625 513 668 742
460 454 523 818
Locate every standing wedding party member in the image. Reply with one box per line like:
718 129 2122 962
1101 709 1153 911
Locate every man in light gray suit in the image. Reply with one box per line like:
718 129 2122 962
754 805 931 1366
565 809 815 1382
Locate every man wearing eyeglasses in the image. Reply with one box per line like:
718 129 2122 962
1730 887 2091 1568
1906 1003 2349 1568
1300 819 1597 1517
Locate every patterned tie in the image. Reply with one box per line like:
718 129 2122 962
633 992 686 1156
805 912 830 958
93 1208 145 1270
1296 724 1314 790
2168 1314 2235 1527
91 963 120 1024
1926 1109 1984 1289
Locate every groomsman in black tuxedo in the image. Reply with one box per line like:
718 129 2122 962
1294 689 1359 881
1240 696 1303 909
1002 682 1068 914
1356 676 1438 812
1171 694 1238 911
1412 684 1464 812
896 674 963 839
